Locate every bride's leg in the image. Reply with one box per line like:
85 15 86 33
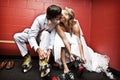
61 47 69 73
60 47 74 80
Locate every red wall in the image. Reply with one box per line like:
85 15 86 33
91 0 120 71
0 0 91 56
0 0 120 71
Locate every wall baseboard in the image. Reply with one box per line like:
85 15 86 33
0 40 15 44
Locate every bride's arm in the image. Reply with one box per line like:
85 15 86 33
56 24 71 54
73 23 86 63
56 24 75 61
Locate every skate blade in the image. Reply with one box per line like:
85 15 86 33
41 68 50 77
23 65 32 73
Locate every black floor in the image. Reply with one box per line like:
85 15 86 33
0 58 120 80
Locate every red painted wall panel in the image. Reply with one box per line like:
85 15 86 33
91 0 120 71
0 0 91 53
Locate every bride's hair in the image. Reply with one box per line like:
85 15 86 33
65 7 76 28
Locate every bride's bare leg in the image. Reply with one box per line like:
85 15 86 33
61 47 69 73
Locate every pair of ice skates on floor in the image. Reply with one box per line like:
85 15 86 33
22 54 50 77
21 54 84 80
52 55 84 80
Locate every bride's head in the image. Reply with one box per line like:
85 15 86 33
60 7 75 27
61 7 74 21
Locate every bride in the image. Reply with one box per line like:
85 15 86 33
54 7 114 79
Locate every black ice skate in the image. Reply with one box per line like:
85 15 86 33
52 71 74 80
73 55 84 75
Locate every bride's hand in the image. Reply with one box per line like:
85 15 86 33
82 57 86 64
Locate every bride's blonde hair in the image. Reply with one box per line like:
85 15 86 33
65 7 76 29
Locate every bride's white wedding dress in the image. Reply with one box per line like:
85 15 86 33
53 20 114 79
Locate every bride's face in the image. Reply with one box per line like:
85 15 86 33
60 10 70 22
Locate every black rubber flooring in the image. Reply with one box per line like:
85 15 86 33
0 58 119 80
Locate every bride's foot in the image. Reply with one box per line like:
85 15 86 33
64 67 69 73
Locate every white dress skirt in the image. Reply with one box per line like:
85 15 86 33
54 32 114 79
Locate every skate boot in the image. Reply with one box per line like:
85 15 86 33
73 55 84 75
65 71 74 80
22 54 32 73
39 59 50 77
52 71 74 80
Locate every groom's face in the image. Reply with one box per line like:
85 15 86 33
51 14 62 24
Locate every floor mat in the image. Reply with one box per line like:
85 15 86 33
0 59 119 80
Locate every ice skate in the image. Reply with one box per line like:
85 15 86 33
73 55 84 75
39 59 50 77
22 54 32 73
52 71 74 80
